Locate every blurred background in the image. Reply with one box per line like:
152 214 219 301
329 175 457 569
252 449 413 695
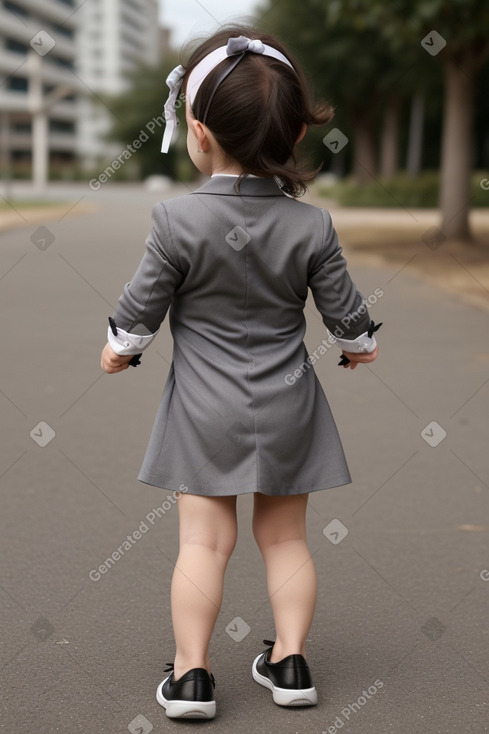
0 0 488 242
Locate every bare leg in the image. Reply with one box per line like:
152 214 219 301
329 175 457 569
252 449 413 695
171 494 237 680
252 492 317 663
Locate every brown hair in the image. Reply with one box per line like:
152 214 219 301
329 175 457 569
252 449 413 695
181 25 334 197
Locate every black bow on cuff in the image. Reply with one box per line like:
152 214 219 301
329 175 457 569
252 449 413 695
337 320 382 367
367 319 383 339
108 316 142 368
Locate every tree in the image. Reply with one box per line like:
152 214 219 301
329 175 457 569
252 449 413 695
325 0 489 241
439 37 487 240
380 95 401 179
406 93 425 178
257 0 425 184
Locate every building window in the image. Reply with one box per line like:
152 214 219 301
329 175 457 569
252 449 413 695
7 77 28 92
12 122 32 134
6 39 29 54
53 25 75 40
49 120 75 134
53 57 75 71
4 1 28 18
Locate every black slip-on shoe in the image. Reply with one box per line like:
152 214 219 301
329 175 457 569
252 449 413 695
156 662 216 719
252 639 318 707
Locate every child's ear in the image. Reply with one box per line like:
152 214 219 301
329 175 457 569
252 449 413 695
190 118 210 152
296 123 308 144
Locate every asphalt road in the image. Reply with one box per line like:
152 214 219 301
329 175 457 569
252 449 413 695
0 182 488 734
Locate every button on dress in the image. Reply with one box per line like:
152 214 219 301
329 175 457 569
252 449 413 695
111 176 372 496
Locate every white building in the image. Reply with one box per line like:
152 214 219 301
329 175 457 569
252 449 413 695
76 0 160 167
0 0 161 181
0 0 81 178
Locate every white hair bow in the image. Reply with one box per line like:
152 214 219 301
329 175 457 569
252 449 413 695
225 36 266 55
161 64 186 153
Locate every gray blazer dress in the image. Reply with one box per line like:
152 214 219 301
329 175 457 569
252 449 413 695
108 175 376 496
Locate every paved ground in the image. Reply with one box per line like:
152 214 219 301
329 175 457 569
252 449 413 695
0 182 488 734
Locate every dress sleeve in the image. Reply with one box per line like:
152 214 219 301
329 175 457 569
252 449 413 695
307 209 378 354
107 201 185 356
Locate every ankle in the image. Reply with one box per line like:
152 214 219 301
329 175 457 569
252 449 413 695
269 643 307 663
173 654 211 680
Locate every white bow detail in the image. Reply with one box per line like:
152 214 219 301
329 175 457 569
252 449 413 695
161 64 186 153
226 36 265 56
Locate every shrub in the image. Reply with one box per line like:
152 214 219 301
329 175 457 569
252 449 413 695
316 171 489 208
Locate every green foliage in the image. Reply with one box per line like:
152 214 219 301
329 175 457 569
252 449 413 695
258 0 441 105
317 171 489 207
0 199 63 210
100 56 191 180
256 0 444 177
324 0 489 50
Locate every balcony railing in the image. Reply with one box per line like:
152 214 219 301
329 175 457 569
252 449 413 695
0 11 77 59
3 0 79 29
0 49 85 92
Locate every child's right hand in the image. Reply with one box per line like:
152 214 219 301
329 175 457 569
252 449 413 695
341 346 378 370
101 343 133 374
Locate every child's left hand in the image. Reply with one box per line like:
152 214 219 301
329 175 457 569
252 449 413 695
101 343 134 373
340 346 378 370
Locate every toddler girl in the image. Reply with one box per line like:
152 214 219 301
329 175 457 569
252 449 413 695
101 24 380 720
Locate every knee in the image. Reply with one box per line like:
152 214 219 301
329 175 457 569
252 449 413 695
252 523 305 554
181 527 237 560
178 496 238 559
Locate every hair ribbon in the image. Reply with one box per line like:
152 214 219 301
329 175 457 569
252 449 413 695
161 36 295 153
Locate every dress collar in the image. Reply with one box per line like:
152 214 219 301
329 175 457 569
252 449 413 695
192 175 287 198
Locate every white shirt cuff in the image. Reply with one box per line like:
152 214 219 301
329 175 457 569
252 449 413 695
333 330 377 354
107 325 158 355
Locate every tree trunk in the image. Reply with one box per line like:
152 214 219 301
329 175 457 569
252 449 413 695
380 96 400 179
0 112 12 199
439 56 475 241
350 113 377 184
330 149 346 177
406 93 424 178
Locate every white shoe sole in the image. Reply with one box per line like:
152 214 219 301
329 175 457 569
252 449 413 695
156 675 216 719
252 654 318 707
